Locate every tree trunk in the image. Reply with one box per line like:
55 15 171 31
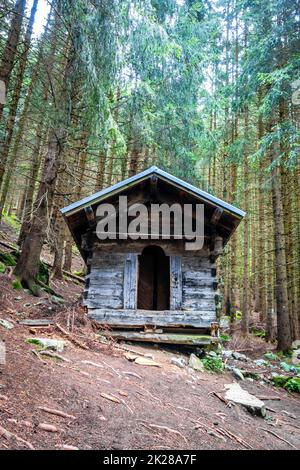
271 163 292 351
265 285 275 342
0 0 26 121
241 103 249 334
95 151 106 191
18 121 46 246
18 7 59 246
0 0 38 192
51 167 68 279
128 144 140 177
63 234 72 272
14 40 75 291
257 87 267 320
0 2 51 218
14 129 66 291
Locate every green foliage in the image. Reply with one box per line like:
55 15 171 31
37 262 49 285
12 279 22 290
264 352 278 361
26 338 43 350
280 362 300 375
220 333 231 343
202 356 224 373
0 262 5 273
235 311 242 320
272 375 300 394
1 0 299 346
250 327 265 338
26 338 41 346
51 295 65 305
276 349 293 358
284 378 300 394
28 282 41 297
1 212 21 231
0 251 17 267
280 361 293 373
73 270 85 277
0 251 49 289
272 375 288 388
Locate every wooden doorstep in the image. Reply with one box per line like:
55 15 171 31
88 308 216 328
99 330 219 346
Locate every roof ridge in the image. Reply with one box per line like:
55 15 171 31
61 165 245 218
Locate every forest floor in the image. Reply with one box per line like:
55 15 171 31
0 221 300 450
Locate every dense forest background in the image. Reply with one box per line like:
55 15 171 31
0 0 299 351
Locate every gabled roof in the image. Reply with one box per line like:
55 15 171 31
61 166 245 218
61 166 245 261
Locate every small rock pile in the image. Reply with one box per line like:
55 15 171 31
170 344 300 393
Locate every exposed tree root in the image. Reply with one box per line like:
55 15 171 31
0 424 34 450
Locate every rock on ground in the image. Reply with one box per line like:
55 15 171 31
27 337 66 353
171 357 187 369
189 353 205 372
224 382 266 417
0 319 14 330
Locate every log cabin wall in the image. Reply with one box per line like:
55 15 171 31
181 255 216 323
83 251 125 310
83 241 217 329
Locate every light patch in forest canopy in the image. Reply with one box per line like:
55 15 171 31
27 0 50 38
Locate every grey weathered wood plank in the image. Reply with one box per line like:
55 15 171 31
182 288 215 298
87 286 123 296
85 253 125 310
123 253 137 309
18 319 54 326
170 255 182 310
83 297 123 309
182 301 215 310
99 330 219 346
182 270 213 279
87 271 123 281
182 257 212 270
91 253 125 268
88 308 216 328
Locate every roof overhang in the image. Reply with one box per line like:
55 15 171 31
61 166 245 219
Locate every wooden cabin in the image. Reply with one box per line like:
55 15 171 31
61 166 245 346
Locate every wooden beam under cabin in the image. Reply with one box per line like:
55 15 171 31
88 308 216 328
99 330 219 346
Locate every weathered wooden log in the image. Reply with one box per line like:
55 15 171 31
19 319 54 326
99 330 218 346
89 308 215 328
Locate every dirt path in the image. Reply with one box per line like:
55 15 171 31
0 324 299 450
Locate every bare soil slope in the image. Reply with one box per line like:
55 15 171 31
0 221 299 451
0 315 299 450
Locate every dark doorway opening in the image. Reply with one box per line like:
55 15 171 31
137 246 170 310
